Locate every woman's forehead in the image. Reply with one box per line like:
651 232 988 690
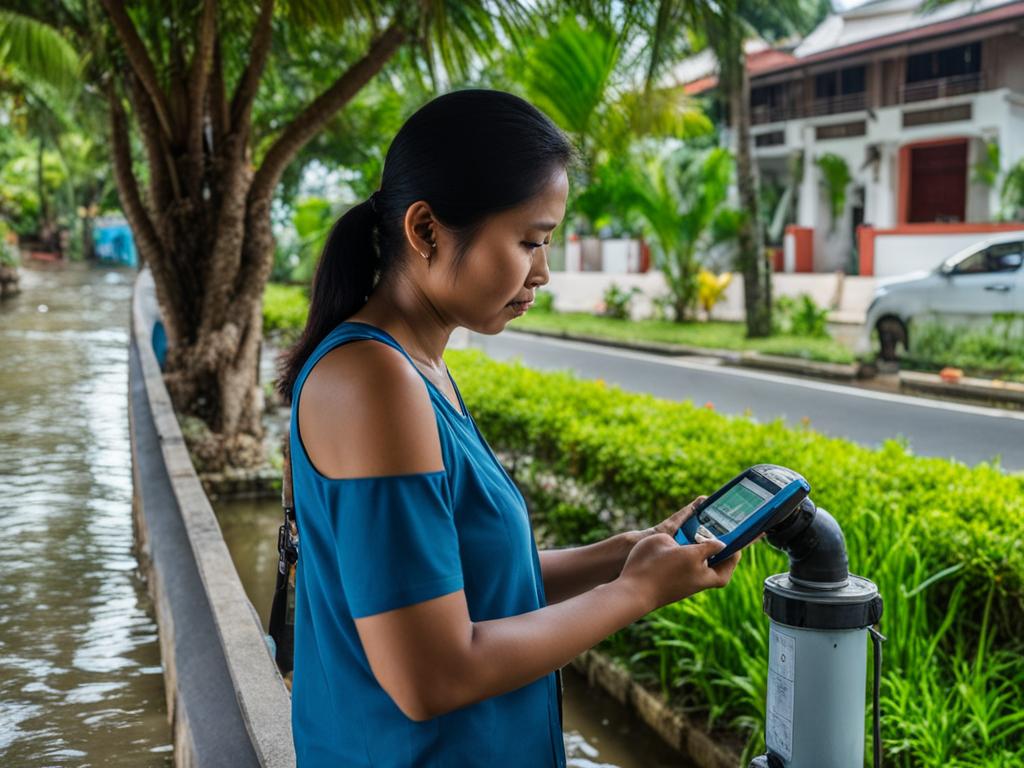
499 170 568 230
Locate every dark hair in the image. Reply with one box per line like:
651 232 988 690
275 88 575 403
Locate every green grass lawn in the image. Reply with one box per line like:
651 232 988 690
509 308 856 364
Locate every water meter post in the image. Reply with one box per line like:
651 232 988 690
750 498 884 768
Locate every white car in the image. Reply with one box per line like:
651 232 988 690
862 232 1024 360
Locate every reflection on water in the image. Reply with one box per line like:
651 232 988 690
0 263 172 765
215 497 693 768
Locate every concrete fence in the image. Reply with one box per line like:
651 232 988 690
129 267 295 768
544 269 876 325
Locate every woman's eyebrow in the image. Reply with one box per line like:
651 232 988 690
529 221 558 232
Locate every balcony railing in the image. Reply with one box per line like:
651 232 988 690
750 103 798 126
899 72 984 104
810 91 867 117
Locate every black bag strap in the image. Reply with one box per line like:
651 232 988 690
268 433 298 678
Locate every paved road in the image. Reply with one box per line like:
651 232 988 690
463 329 1024 473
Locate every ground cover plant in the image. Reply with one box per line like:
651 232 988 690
905 313 1024 383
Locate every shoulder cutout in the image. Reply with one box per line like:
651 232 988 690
297 339 444 479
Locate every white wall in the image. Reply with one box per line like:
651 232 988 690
563 238 643 273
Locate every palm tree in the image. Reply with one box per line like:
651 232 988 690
617 0 819 337
0 0 534 468
513 12 711 236
0 10 84 247
625 145 740 321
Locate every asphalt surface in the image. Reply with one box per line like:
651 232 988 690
465 329 1024 474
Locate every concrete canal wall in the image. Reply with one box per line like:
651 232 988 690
129 268 295 768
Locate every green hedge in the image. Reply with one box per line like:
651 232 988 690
263 283 309 343
446 348 1024 766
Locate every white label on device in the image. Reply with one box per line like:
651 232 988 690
766 627 795 762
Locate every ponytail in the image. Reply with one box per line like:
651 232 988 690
274 198 379 404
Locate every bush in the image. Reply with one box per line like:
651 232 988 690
446 348 1024 765
601 282 642 320
532 289 555 313
773 294 830 338
0 220 20 268
263 283 309 344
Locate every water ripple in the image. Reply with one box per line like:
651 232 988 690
0 263 172 766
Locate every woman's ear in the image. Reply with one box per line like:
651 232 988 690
403 201 438 259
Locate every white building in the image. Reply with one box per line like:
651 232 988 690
681 0 1024 277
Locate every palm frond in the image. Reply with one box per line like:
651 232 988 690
521 15 620 137
0 9 81 91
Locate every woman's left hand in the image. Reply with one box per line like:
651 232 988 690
632 495 708 544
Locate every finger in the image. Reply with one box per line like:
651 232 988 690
695 537 726 561
680 495 708 522
710 551 742 583
658 495 709 535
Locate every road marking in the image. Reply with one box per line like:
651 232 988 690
498 331 1024 423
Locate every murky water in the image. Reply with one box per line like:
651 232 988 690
0 263 172 765
215 496 693 768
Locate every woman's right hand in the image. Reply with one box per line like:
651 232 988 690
617 531 742 614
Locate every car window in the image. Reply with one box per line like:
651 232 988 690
951 249 987 274
986 242 1023 273
950 242 1023 274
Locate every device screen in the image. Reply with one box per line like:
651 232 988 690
699 477 773 536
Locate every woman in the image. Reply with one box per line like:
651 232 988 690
275 89 742 767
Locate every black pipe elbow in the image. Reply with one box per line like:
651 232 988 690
766 497 850 587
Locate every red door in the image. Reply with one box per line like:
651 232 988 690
908 140 967 223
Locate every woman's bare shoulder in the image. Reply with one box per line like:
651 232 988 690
297 341 444 479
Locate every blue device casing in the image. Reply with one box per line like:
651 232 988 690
674 466 810 566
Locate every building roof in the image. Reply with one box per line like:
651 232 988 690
671 0 1024 93
679 47 799 95
768 0 1024 75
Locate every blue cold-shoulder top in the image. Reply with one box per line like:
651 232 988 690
288 320 566 767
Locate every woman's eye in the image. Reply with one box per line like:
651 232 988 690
522 241 548 251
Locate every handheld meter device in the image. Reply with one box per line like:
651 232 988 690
674 464 810 566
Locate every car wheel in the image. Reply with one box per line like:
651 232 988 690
877 317 907 362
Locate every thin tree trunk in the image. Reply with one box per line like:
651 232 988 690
730 56 771 337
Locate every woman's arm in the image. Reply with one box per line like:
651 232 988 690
538 532 642 604
537 497 709 604
356 534 737 721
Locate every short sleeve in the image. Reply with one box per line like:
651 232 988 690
327 470 464 618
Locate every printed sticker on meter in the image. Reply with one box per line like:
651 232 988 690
674 464 810 566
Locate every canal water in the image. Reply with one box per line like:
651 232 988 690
0 263 172 765
215 496 692 768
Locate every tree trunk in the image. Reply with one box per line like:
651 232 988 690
729 52 772 337
102 2 408 470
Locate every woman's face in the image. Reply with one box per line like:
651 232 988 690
428 167 569 334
